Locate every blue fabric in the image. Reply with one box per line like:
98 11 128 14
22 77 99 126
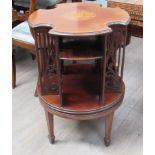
82 0 107 7
12 21 34 44
14 0 62 9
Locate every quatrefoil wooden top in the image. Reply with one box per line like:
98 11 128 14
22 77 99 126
28 2 130 36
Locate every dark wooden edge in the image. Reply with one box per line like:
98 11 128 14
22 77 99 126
38 82 125 120
41 96 124 120
12 38 35 52
28 6 130 37
48 19 131 37
29 23 129 38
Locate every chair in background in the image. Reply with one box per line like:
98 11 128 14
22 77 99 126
12 0 67 89
13 0 66 10
108 0 143 43
12 0 36 89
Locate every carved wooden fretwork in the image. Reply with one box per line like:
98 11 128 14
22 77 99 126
33 26 59 95
105 25 127 92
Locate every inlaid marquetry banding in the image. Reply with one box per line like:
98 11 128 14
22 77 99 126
29 3 130 37
64 10 96 21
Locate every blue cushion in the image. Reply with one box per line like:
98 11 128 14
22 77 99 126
83 0 108 7
14 0 63 9
12 21 34 44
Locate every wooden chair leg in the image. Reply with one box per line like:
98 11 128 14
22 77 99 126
31 53 35 60
45 110 55 144
12 52 16 89
104 112 114 146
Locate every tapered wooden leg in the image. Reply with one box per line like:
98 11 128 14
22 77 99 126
104 112 114 146
12 52 16 89
45 111 55 144
34 87 38 97
34 78 38 97
31 53 35 60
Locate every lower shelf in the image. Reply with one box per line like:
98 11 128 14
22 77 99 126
60 49 102 61
39 73 125 117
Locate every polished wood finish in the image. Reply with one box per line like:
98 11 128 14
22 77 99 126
60 38 103 60
39 75 125 117
30 3 130 146
12 39 35 51
28 3 130 36
45 111 55 144
104 112 114 146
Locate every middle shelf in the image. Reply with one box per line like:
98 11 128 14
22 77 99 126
59 37 103 61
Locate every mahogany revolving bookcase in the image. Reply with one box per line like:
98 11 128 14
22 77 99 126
28 2 130 146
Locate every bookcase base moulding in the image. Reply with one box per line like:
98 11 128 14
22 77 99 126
39 75 125 146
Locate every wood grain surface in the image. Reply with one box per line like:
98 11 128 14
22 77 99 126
28 2 130 36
